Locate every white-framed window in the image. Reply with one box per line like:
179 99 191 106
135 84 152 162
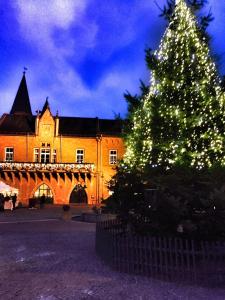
76 149 84 163
41 148 50 163
52 149 57 163
109 150 117 165
5 147 14 162
34 148 39 162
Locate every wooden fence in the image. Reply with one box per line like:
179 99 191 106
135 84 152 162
96 219 225 286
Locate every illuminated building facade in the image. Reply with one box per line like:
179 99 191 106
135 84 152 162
0 73 124 205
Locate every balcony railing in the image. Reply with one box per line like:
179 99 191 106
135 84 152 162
0 162 95 172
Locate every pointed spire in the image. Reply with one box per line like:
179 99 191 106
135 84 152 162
10 72 32 116
41 97 51 116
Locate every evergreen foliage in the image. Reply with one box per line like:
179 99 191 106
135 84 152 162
158 0 213 35
124 0 225 170
104 0 225 240
124 0 213 121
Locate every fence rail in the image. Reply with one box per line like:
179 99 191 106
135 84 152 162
96 219 225 286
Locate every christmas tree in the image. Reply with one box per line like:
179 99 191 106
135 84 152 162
124 0 225 170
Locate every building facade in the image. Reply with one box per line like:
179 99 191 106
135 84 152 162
0 73 124 205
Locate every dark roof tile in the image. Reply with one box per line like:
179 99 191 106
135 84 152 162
0 115 123 136
59 117 123 136
0 114 35 134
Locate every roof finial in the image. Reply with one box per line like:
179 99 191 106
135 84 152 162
23 67 28 75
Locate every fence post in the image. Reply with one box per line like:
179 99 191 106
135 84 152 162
95 220 225 286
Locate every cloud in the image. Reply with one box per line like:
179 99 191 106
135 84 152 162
85 0 157 60
12 0 97 107
0 0 160 118
14 0 88 56
60 63 147 118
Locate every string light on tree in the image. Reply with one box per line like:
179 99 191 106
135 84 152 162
124 0 225 170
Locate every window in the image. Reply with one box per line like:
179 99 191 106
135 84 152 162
5 147 14 162
41 149 50 163
34 148 39 162
52 149 57 163
76 149 84 163
109 150 117 165
34 183 53 198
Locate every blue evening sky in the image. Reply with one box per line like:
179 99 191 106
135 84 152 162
0 0 224 119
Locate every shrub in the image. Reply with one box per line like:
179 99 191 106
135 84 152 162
103 165 225 240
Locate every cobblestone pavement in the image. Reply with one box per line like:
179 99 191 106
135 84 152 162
0 209 225 300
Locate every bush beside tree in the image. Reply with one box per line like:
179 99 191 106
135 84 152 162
103 166 225 239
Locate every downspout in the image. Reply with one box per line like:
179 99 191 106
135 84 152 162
26 133 29 161
60 134 62 163
96 136 99 203
100 134 103 201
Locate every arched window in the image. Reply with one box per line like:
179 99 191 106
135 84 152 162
34 183 53 203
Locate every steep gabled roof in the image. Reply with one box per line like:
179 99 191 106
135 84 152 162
10 73 32 116
40 98 50 117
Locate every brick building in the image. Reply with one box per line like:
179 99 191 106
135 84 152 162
0 73 124 205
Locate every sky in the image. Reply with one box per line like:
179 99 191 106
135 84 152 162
0 0 225 119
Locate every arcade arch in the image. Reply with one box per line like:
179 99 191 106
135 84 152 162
69 184 88 204
33 183 53 204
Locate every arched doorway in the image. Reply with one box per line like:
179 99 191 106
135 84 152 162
70 184 88 204
33 183 53 204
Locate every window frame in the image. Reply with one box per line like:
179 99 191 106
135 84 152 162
34 148 39 163
5 147 14 162
109 149 117 165
76 149 84 163
52 149 57 163
34 183 53 198
40 148 51 163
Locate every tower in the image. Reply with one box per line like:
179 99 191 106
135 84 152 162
10 72 32 116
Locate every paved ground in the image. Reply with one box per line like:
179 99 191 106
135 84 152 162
0 205 92 223
0 208 225 300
